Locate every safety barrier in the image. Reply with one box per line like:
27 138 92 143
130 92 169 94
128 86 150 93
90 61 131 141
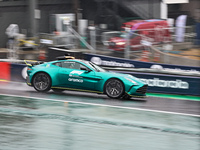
0 62 10 81
84 53 200 72
0 62 26 82
104 67 200 96
0 59 199 96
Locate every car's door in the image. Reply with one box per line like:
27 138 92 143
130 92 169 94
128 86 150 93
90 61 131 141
58 61 101 91
58 61 75 87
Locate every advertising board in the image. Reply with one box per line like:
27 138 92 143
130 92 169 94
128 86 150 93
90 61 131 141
10 64 27 82
84 53 200 73
0 62 199 96
113 70 200 96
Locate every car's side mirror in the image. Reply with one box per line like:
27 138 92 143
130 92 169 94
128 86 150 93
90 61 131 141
80 67 91 72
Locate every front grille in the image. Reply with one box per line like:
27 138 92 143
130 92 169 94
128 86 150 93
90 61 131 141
136 85 148 94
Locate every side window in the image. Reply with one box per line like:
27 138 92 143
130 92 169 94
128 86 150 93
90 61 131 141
80 64 88 70
53 62 61 67
71 62 88 70
73 62 81 69
61 61 75 69
60 61 86 70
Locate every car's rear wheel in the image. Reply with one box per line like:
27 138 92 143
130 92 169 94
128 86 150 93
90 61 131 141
32 72 51 92
104 78 124 99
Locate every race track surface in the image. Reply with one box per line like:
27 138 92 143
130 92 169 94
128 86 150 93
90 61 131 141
0 82 199 116
0 81 200 150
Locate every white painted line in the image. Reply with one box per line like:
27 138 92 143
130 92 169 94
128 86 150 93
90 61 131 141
0 93 200 117
1 81 199 101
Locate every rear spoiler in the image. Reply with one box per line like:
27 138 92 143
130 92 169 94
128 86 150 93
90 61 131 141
24 60 44 67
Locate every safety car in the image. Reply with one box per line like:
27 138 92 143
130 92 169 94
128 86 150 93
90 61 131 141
25 56 148 99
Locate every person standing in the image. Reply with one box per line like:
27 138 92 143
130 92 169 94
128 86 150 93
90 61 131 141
5 24 19 59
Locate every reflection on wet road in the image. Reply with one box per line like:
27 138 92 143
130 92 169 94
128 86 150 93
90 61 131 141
0 82 200 150
0 95 200 150
0 82 199 115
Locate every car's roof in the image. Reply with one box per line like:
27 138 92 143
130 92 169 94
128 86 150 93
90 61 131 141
50 59 89 64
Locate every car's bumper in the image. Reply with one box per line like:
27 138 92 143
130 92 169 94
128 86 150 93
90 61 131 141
26 76 32 86
128 84 148 97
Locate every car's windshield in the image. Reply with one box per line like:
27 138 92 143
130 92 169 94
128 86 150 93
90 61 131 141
83 61 106 72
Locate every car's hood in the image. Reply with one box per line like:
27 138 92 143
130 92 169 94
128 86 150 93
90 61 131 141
98 71 143 83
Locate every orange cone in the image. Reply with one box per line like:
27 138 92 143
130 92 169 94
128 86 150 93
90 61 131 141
39 49 46 61
153 52 160 62
140 50 149 62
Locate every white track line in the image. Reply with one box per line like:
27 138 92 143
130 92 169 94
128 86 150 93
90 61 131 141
0 93 200 117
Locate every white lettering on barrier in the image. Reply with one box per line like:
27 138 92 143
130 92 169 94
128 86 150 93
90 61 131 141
150 65 200 73
140 78 189 89
91 57 134 68
91 57 200 73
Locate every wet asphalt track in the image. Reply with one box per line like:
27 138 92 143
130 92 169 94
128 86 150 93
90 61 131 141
0 82 200 150
0 82 199 116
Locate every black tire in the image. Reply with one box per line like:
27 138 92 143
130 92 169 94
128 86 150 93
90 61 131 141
32 72 51 92
104 78 125 99
52 88 65 93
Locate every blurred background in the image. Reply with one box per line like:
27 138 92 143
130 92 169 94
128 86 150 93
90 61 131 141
0 0 199 65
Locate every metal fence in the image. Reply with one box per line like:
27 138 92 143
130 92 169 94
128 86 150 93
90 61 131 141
10 25 199 64
50 25 198 63
100 26 198 59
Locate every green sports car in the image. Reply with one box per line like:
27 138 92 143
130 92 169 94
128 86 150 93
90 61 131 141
25 57 148 99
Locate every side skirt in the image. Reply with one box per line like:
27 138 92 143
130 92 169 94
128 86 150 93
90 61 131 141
51 86 103 94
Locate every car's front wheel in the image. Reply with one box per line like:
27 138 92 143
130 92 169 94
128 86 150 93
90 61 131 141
104 78 124 99
32 72 51 92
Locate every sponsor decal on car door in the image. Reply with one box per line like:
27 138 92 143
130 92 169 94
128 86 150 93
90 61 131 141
58 61 99 90
68 69 98 90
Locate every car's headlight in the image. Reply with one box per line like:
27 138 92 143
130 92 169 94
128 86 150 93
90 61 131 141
124 77 138 85
116 42 125 45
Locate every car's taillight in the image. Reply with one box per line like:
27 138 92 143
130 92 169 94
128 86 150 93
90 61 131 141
27 68 32 71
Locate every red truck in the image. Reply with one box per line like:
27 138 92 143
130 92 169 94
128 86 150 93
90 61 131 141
108 19 171 51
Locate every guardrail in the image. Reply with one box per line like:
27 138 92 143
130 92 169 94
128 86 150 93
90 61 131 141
0 59 200 96
4 25 198 65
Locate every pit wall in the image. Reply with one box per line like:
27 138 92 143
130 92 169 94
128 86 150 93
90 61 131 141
0 61 200 96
